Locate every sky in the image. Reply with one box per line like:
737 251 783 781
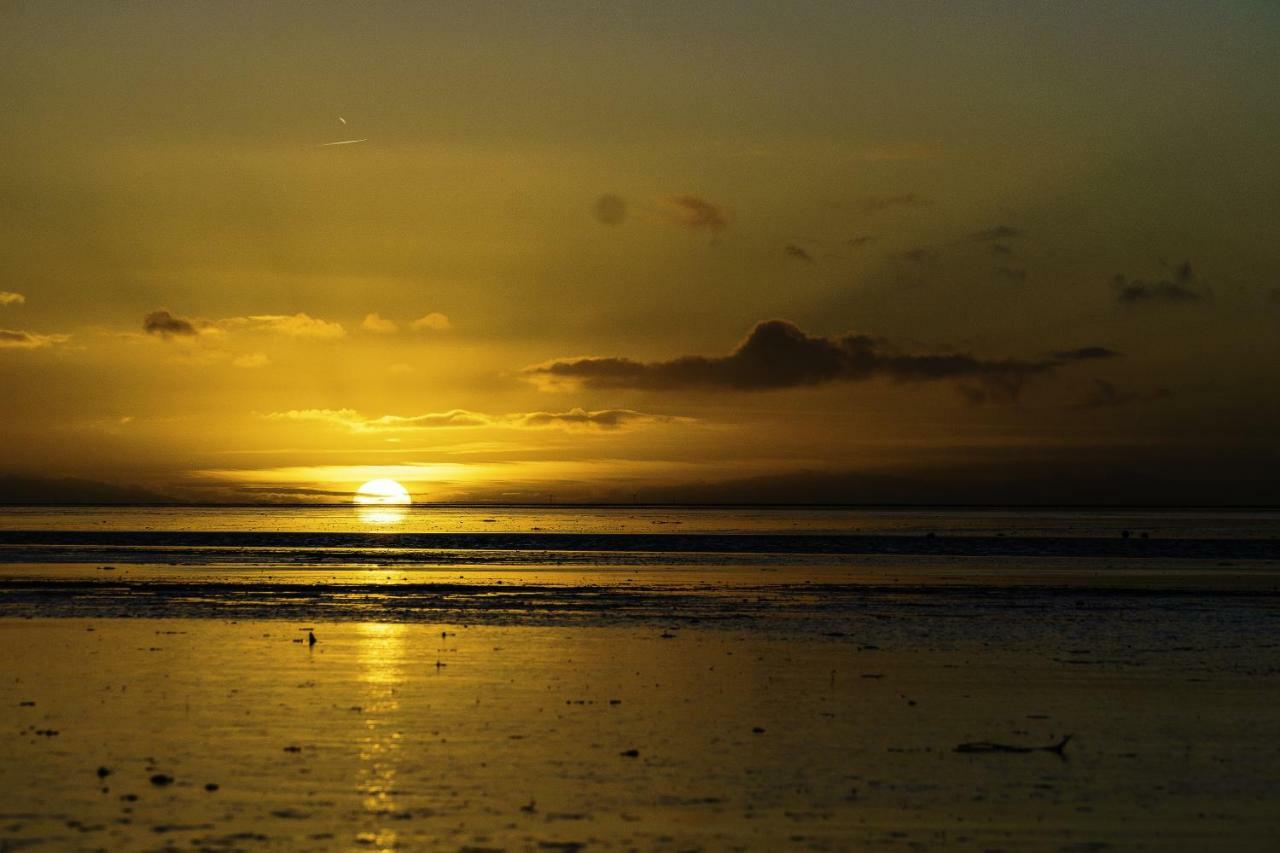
2 1 1279 504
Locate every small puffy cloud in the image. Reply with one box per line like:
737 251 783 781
592 194 627 226
411 312 451 332
143 309 198 338
1113 261 1206 306
267 407 683 433
0 329 70 349
237 313 346 339
663 195 730 232
1052 346 1121 362
525 319 1069 404
233 353 269 368
784 244 814 263
972 225 1024 242
0 291 25 307
362 313 399 334
859 193 930 214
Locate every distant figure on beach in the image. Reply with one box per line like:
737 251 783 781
308 630 317 647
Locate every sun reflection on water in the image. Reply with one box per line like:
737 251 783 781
355 623 406 850
355 505 409 526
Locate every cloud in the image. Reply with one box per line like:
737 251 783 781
361 313 399 334
859 193 930 214
784 244 814 263
1075 379 1173 409
663 195 730 232
145 309 346 341
266 407 684 433
1052 346 1121 362
0 291 25 307
269 408 490 431
1113 261 1206 305
509 408 684 430
525 319 1066 403
592 194 627 226
993 265 1027 284
972 225 1024 242
234 313 346 339
233 353 269 368
642 445 1276 506
898 247 939 264
411 312 452 332
0 475 170 504
0 329 70 349
143 309 198 338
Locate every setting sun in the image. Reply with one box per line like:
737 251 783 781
353 478 412 505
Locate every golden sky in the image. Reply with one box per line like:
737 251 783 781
2 2 1279 504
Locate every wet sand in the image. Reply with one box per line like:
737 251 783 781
4 597 1280 850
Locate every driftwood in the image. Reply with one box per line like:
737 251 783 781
954 734 1072 755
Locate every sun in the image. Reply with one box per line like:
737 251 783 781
353 478 412 505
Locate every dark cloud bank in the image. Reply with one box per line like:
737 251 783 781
643 445 1280 506
528 320 1115 403
0 475 170 504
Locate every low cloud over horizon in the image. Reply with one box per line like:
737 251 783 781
0 329 70 349
526 319 1113 403
267 407 690 433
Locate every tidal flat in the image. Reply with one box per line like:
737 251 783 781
2 507 1279 850
4 605 1280 850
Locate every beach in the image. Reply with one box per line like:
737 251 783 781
2 507 1280 850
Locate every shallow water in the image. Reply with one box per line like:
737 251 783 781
4 504 1280 538
3 619 1280 851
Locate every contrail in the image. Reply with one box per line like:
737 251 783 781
319 138 367 147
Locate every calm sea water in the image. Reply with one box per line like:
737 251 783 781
2 504 1279 538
